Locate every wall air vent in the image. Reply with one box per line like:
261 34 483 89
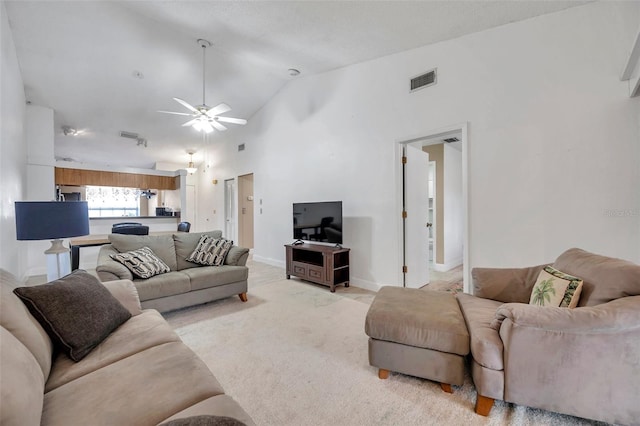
119 131 139 139
410 68 437 92
238 144 245 152
443 137 460 143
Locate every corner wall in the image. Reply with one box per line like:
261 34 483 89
202 2 640 289
0 3 27 278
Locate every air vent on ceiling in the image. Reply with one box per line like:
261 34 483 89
410 68 437 92
238 143 245 152
443 137 460 143
119 131 139 139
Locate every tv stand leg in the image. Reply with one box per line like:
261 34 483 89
286 274 291 279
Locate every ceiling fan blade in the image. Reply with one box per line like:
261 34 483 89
210 120 227 131
182 118 199 127
216 117 247 125
206 103 231 117
158 110 193 116
173 97 199 113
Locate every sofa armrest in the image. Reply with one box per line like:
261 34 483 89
497 296 640 423
101 279 142 316
496 296 640 332
96 245 133 282
225 246 250 266
472 264 549 303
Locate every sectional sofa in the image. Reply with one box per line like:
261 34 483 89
0 269 255 425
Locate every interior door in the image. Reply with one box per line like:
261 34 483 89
224 179 236 241
238 173 254 248
404 143 430 288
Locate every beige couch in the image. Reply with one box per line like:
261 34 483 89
97 231 249 313
0 269 255 426
460 248 640 424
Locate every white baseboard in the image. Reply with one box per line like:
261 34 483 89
433 257 463 273
252 255 285 269
349 277 381 292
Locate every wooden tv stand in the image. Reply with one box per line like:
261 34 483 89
285 243 350 292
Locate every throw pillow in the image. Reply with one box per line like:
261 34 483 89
110 246 170 279
529 266 583 308
13 270 131 362
186 236 234 266
160 415 246 426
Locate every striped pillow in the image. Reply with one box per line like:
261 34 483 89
186 236 233 266
110 246 170 279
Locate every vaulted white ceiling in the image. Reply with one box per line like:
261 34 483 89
5 1 588 169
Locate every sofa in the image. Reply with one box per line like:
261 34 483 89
0 269 255 425
96 231 249 313
460 248 640 424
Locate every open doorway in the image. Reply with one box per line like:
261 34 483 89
397 123 470 293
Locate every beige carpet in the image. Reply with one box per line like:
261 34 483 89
165 260 606 426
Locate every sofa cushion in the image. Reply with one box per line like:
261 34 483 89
0 327 45 426
109 234 178 271
13 270 132 362
457 293 504 370
187 236 233 267
42 341 225 426
111 247 171 279
174 231 224 271
553 248 640 307
182 266 249 292
46 310 181 392
0 269 54 378
133 271 191 301
529 266 583 308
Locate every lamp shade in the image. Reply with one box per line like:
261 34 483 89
15 201 90 241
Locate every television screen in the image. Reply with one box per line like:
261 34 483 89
293 201 342 244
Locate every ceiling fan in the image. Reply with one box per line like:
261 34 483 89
158 39 247 133
140 189 156 199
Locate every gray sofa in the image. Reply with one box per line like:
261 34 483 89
462 248 640 424
0 269 255 425
96 231 249 313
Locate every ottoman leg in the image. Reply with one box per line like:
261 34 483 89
378 369 390 379
440 383 453 393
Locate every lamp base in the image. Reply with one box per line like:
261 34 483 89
45 239 70 282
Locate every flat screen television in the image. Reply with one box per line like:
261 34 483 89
293 201 342 245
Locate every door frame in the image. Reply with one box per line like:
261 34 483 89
395 122 470 293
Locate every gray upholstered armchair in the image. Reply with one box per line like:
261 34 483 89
458 248 640 424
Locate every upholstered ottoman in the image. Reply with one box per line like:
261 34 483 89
365 286 470 392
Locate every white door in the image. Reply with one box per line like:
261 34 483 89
224 179 236 240
404 143 430 288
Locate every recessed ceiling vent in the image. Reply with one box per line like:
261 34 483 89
410 68 437 92
443 137 460 143
119 131 139 140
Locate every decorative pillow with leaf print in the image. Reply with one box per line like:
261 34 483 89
529 266 583 308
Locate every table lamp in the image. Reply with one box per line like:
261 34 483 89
15 201 90 281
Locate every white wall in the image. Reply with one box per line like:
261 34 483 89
24 105 56 276
198 2 640 290
442 144 463 270
0 3 27 278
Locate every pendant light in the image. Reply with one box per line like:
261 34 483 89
185 152 198 174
